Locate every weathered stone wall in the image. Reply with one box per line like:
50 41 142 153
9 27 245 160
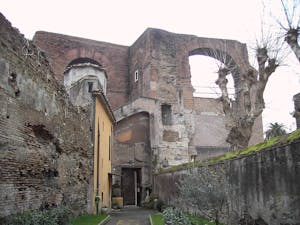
33 31 129 110
0 13 93 218
154 139 300 225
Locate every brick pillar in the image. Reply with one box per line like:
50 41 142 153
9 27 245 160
293 93 300 129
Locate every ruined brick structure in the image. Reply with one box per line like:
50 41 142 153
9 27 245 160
33 27 263 205
0 13 94 218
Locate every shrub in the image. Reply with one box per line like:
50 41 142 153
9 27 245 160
155 199 165 212
112 200 120 209
4 205 71 225
162 207 191 225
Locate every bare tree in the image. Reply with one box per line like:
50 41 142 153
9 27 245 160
204 38 281 150
278 0 300 62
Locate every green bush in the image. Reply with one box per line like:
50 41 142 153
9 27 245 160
162 207 191 225
71 214 108 225
4 205 71 225
155 199 165 212
112 200 120 209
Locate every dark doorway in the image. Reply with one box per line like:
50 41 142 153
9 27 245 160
121 168 141 205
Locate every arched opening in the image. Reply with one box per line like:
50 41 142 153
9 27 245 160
189 49 236 99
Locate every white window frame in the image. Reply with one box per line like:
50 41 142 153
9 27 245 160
134 70 139 82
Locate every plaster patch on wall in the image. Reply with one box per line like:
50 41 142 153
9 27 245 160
163 130 179 142
117 129 132 143
200 111 218 116
150 81 157 91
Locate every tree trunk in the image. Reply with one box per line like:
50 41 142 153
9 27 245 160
285 28 300 63
216 47 278 150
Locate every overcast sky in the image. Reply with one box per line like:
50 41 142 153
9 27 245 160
1 0 299 132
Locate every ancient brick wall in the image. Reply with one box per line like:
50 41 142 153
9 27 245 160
154 138 300 225
127 28 263 166
33 31 129 110
33 26 263 168
0 13 93 218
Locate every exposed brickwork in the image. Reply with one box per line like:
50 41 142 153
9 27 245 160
0 13 93 218
33 31 130 110
30 23 264 205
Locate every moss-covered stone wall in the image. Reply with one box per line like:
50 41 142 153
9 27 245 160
154 131 300 224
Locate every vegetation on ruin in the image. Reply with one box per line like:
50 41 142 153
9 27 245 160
188 215 220 225
158 128 300 173
3 206 71 225
151 210 220 225
208 128 300 163
178 166 228 225
71 214 109 225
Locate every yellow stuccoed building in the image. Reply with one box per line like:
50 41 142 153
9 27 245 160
63 57 116 213
93 90 115 213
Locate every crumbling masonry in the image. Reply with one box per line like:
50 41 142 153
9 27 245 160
0 13 94 218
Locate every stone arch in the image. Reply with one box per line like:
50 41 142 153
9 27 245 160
189 48 240 73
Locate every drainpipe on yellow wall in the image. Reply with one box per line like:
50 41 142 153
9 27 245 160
96 106 101 214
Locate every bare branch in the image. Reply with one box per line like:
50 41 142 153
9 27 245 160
281 0 293 28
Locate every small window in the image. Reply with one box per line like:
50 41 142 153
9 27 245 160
161 104 172 125
134 70 139 82
88 82 93 92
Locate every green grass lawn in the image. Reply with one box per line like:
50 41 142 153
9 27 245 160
150 213 164 225
188 215 217 225
151 213 221 225
71 214 109 225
